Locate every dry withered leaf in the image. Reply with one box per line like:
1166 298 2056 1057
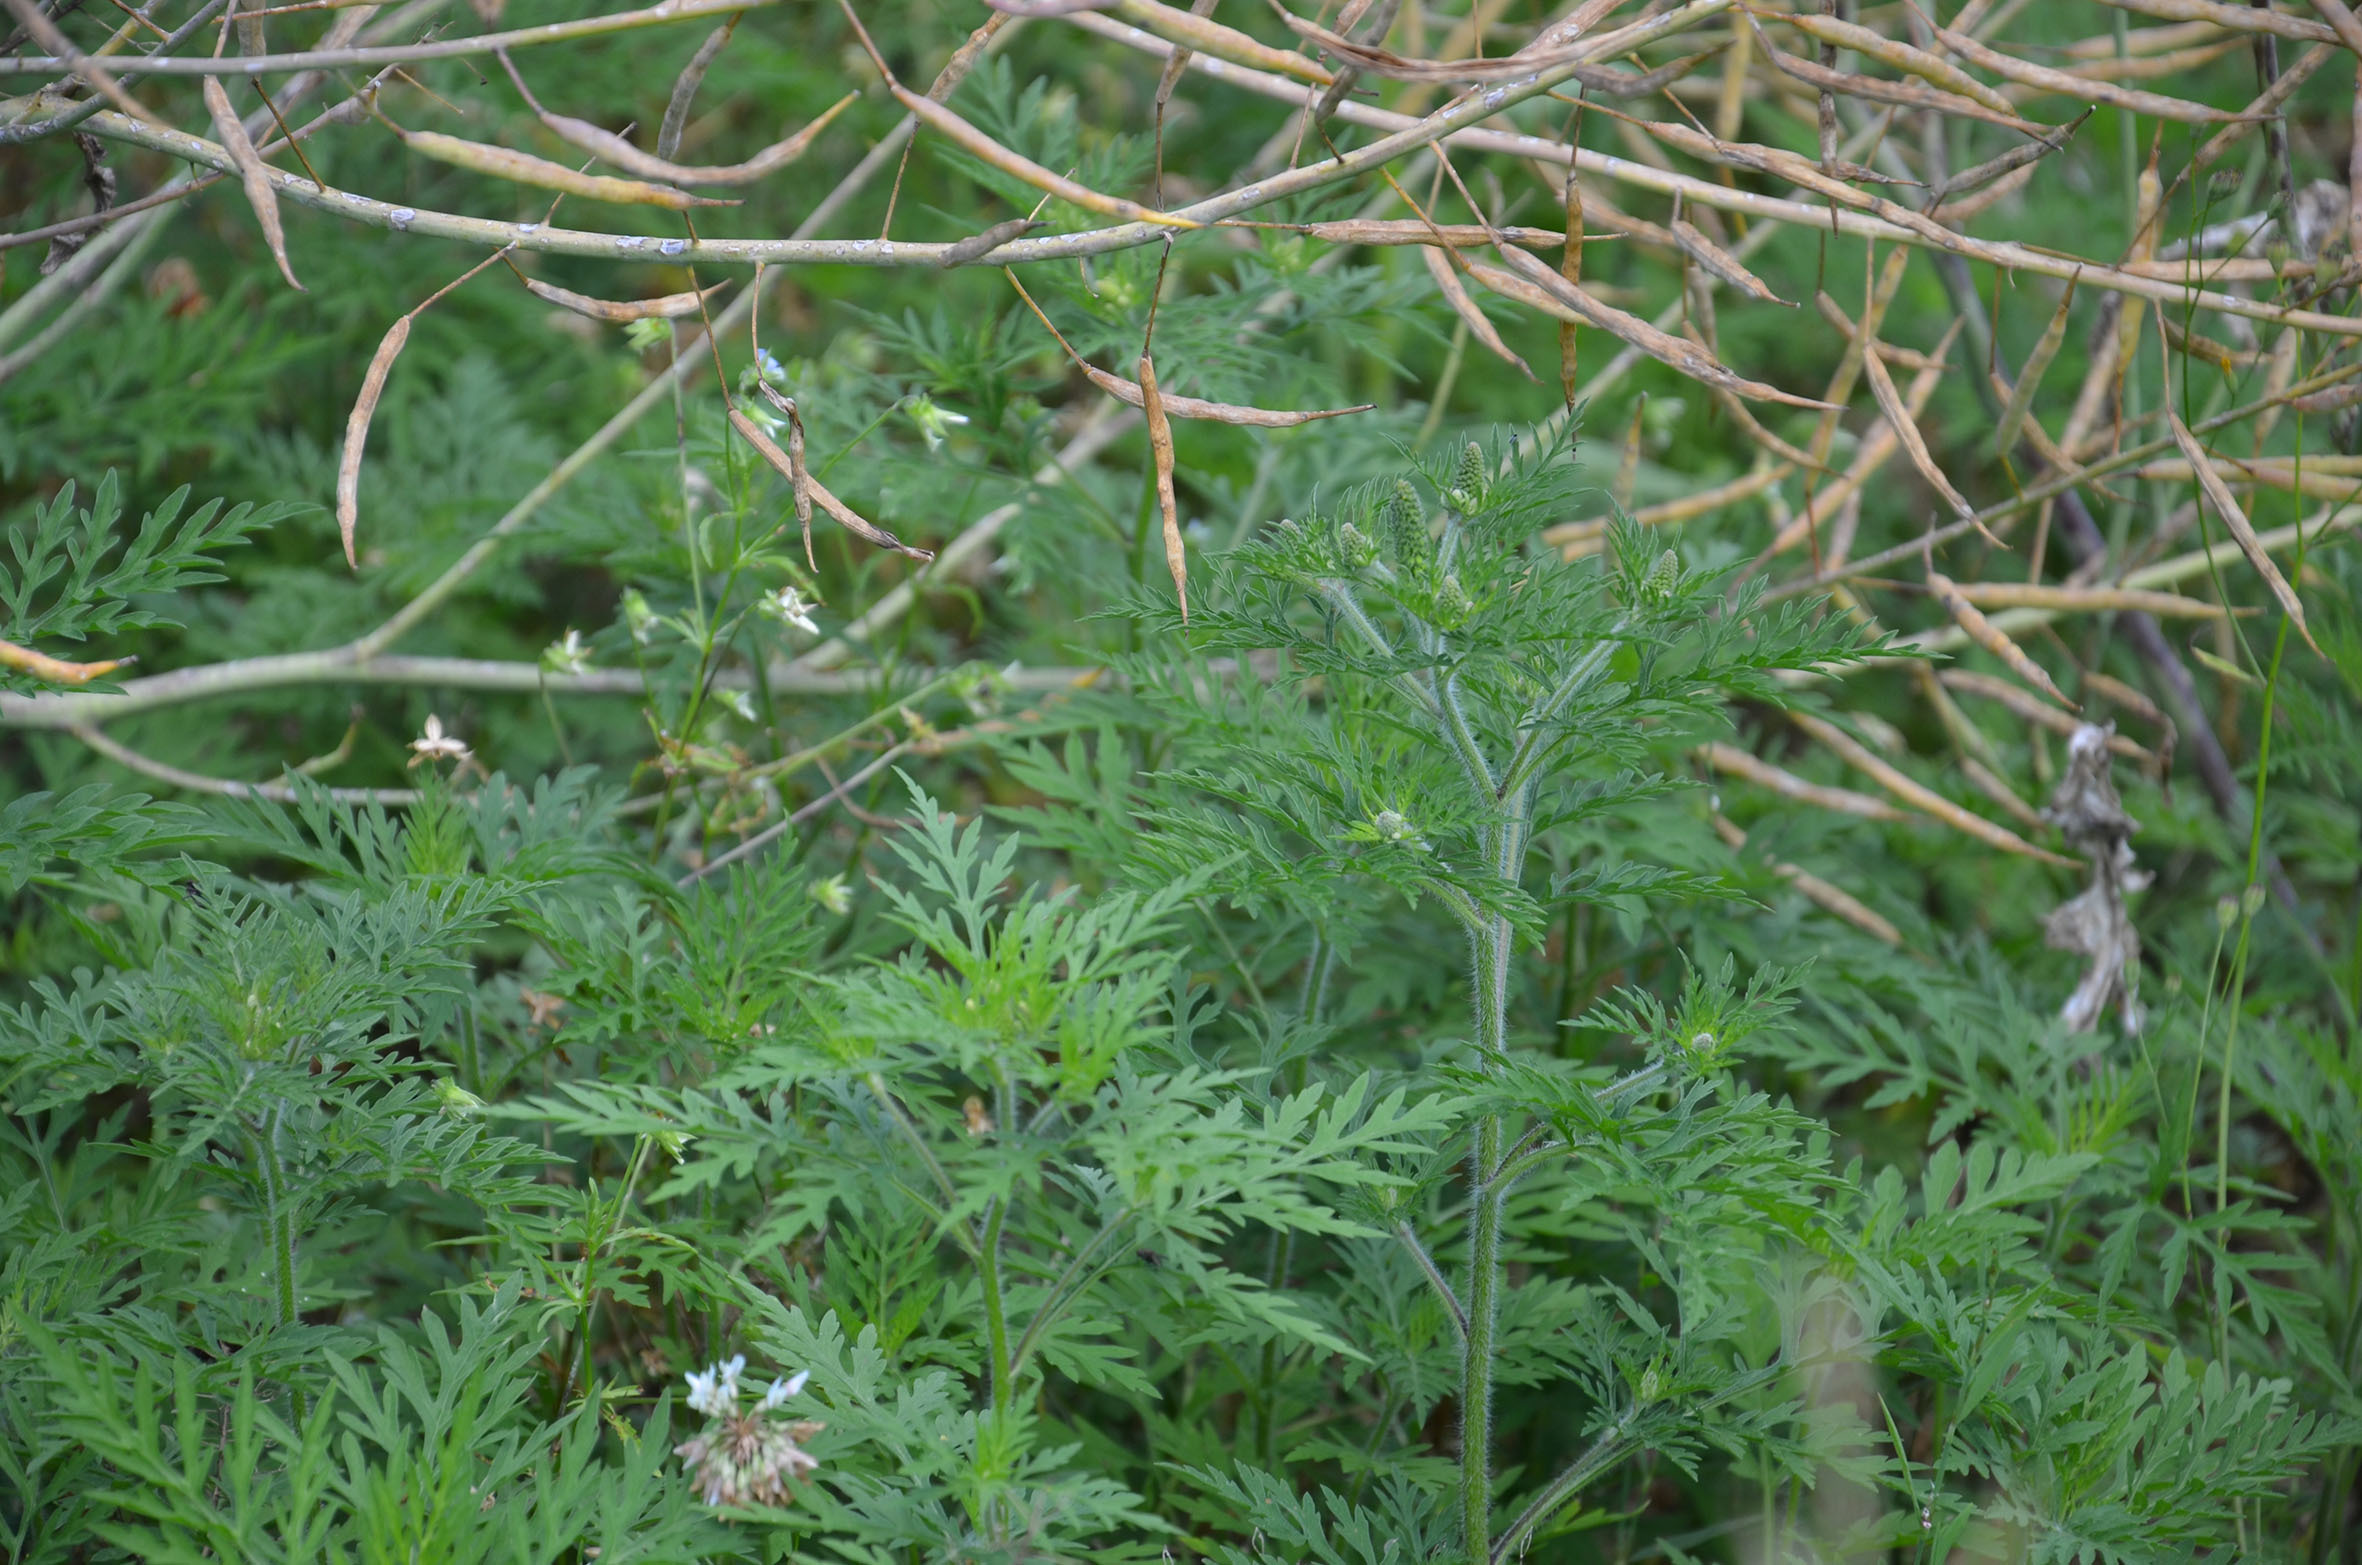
731 409 934 561
1139 352 1188 621
399 130 736 209
0 637 131 685
2042 723 2148 1034
2167 412 2321 654
338 314 411 569
204 75 302 292
524 277 725 322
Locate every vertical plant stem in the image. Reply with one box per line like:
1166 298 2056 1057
979 1197 1013 1413
1461 909 1513 1560
253 1103 307 1422
1461 1106 1504 1560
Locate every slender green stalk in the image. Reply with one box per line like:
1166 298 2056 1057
978 1197 1014 1413
1397 1218 1468 1340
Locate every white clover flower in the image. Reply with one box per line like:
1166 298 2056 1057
542 629 592 676
408 714 471 768
675 1357 823 1508
760 586 819 636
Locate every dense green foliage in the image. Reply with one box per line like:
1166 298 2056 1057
7 0 2362 1558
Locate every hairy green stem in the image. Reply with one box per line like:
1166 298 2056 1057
1396 1218 1468 1340
1489 1410 1641 1564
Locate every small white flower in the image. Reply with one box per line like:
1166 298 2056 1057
718 688 756 723
905 393 969 452
542 629 592 676
676 1357 823 1508
622 589 658 646
760 585 819 636
809 875 851 916
408 714 470 768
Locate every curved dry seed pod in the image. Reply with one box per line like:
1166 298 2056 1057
1924 110 2092 209
730 409 934 561
204 75 302 291
657 18 737 161
2093 0 2337 43
1083 363 1371 424
938 217 1044 267
1140 353 1187 622
1278 9 1623 81
1927 567 2074 709
1943 671 2154 763
755 382 815 567
1993 273 2076 456
1765 7 2021 116
338 314 411 569
891 85 1199 228
1559 147 1582 410
1470 248 1835 410
1420 241 1535 378
1858 338 1986 536
1747 20 2048 134
1942 581 2225 619
524 277 725 321
531 92 855 186
1119 0 1333 83
0 637 129 685
1696 741 1908 821
2167 412 2321 654
1791 710 2078 866
1934 24 2266 122
1009 271 1375 424
399 130 735 208
1669 217 1790 304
